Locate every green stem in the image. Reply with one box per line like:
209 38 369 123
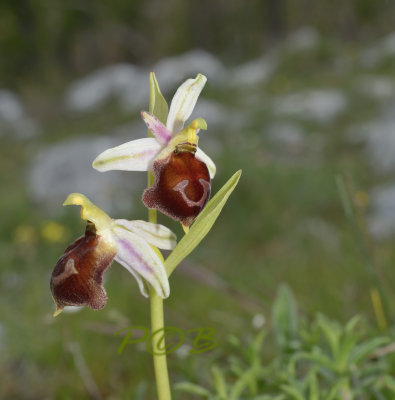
150 290 172 400
148 196 172 399
147 173 171 399
147 71 172 399
148 171 157 224
148 170 171 399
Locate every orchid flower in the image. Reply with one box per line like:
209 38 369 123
50 193 176 316
92 74 216 227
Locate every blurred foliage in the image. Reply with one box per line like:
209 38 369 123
176 284 395 399
0 0 395 86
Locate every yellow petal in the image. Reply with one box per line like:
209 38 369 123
53 306 63 317
154 118 208 162
63 193 113 232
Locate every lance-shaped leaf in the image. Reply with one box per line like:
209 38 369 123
149 72 169 124
165 170 242 277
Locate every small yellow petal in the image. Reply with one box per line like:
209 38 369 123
189 118 207 131
63 193 113 232
53 307 63 317
155 118 208 161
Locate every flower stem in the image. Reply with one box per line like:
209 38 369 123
147 71 172 399
148 170 171 400
150 290 172 400
147 173 171 399
148 171 157 224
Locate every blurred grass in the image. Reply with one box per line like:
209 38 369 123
1 37 395 398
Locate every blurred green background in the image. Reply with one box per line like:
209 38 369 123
1 0 395 398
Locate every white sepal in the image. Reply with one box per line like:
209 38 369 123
115 219 177 250
141 111 172 145
166 74 207 135
114 254 150 297
92 138 161 172
112 224 170 298
195 147 217 179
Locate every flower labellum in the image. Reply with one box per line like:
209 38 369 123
143 143 210 227
50 222 116 314
50 193 176 316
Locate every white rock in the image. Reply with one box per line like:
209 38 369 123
153 49 226 90
0 90 23 122
229 27 319 88
190 98 226 157
273 89 347 122
65 63 147 112
229 55 276 87
252 313 265 329
175 344 192 358
284 27 320 52
368 184 395 239
354 75 395 100
360 31 395 68
266 122 306 149
65 50 226 113
27 122 146 216
0 89 39 138
191 98 228 128
381 31 395 56
358 114 395 174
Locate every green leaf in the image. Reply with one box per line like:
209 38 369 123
324 378 348 400
382 375 395 392
316 314 340 361
229 366 260 400
253 396 286 400
211 366 228 399
280 384 305 400
174 382 212 397
148 72 168 220
344 314 361 333
165 170 242 277
306 369 320 400
149 72 168 124
249 330 267 367
271 283 299 350
289 351 335 376
349 336 390 365
337 332 359 372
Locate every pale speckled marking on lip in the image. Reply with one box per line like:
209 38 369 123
51 258 78 285
172 178 210 208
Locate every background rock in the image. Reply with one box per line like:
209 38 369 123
27 123 146 216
